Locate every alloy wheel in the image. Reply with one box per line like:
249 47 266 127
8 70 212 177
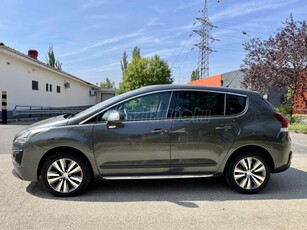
233 157 267 190
46 158 83 193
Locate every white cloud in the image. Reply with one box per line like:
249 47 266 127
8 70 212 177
81 0 105 9
148 5 165 15
175 0 202 11
211 0 298 22
144 47 184 59
59 29 146 57
147 17 164 26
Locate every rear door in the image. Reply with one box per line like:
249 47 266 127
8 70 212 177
169 90 246 174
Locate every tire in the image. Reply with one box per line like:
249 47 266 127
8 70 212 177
41 151 91 197
226 152 271 194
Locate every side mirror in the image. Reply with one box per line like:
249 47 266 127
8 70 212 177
107 110 123 128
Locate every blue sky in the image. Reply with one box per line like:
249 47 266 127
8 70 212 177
1 0 306 86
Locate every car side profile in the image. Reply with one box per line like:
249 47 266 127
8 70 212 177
12 85 292 196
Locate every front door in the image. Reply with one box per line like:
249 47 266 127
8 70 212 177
93 91 172 176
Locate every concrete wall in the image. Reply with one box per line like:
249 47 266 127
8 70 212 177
268 87 287 107
0 52 96 111
221 70 244 88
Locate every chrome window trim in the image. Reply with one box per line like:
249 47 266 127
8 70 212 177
79 88 249 124
79 89 173 124
224 94 227 116
171 89 249 119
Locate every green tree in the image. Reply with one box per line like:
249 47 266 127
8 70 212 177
120 51 128 78
100 77 115 88
132 46 141 59
190 69 200 81
118 47 173 94
46 44 62 70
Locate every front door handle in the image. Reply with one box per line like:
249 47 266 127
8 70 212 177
215 125 232 130
151 129 168 134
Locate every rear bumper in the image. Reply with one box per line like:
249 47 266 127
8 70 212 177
273 151 292 173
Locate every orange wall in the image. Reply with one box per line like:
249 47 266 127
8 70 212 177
188 74 222 87
293 72 307 114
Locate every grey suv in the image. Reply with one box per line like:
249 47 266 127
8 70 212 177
12 85 292 196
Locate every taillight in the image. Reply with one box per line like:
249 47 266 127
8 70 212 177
273 112 289 132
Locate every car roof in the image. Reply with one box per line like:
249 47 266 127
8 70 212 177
137 84 259 96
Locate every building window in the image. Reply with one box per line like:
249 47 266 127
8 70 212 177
57 86 61 93
32 81 38 90
46 83 49 92
50 84 52 92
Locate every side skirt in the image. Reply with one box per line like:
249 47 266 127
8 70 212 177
103 174 216 180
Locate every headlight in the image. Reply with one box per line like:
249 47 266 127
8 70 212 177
14 128 50 144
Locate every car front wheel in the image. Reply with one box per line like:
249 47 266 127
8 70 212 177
41 152 91 197
226 153 271 194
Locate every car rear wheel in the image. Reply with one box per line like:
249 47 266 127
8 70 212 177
41 152 91 197
226 153 271 194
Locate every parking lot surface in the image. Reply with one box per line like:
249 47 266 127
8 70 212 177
1 124 307 230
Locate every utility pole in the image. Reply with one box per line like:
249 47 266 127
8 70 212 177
193 0 218 79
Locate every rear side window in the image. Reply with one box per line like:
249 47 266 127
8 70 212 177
173 91 225 117
226 94 247 115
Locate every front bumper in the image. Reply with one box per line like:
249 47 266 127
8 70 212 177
12 169 22 180
12 142 46 182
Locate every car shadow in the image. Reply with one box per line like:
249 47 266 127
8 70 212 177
26 167 307 208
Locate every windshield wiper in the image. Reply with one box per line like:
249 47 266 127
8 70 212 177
64 112 78 119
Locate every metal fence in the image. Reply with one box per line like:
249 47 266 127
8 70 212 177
13 105 91 119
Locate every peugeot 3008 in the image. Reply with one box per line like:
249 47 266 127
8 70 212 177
12 85 292 196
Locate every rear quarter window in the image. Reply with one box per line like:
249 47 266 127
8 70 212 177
226 94 247 115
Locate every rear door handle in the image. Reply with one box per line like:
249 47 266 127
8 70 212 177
215 125 232 130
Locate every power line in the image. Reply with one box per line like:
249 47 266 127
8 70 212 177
171 29 195 67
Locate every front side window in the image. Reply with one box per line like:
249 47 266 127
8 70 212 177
173 91 225 117
118 92 171 121
85 92 172 124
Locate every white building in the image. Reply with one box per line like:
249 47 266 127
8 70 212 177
0 43 116 118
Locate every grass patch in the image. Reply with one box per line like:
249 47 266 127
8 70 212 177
289 122 307 134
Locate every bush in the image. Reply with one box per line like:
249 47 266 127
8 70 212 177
276 105 293 118
289 122 307 134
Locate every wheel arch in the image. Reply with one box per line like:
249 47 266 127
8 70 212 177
37 146 94 180
223 145 275 175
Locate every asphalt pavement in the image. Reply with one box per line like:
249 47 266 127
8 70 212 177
0 124 307 230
